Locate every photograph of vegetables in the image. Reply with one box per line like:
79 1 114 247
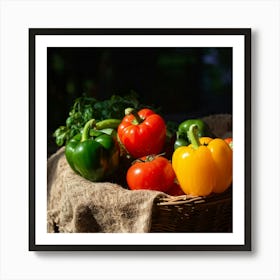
47 47 233 233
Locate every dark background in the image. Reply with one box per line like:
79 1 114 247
47 47 232 155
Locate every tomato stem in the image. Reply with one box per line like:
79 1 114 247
125 108 143 124
132 158 146 164
132 152 166 165
187 124 201 149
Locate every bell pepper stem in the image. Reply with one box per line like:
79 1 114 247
125 108 143 124
81 119 96 142
95 119 121 130
82 118 121 142
187 124 201 149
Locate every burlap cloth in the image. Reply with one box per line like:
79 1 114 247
47 114 232 233
47 148 166 233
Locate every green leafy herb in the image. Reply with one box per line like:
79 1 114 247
53 92 144 147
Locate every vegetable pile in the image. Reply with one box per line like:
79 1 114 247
53 93 233 197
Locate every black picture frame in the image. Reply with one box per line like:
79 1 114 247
29 28 251 251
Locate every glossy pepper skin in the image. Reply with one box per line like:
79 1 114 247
117 108 166 158
174 119 212 150
172 124 232 196
65 119 120 182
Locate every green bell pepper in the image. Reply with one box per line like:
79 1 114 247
65 118 120 182
174 118 213 150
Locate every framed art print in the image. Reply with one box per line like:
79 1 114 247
29 28 251 251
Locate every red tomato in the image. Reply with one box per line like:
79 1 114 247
126 155 176 192
165 182 185 196
117 108 166 158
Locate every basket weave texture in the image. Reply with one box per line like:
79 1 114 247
150 188 232 233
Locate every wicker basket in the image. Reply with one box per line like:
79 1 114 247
150 187 232 232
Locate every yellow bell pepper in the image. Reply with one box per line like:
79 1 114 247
172 124 232 196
